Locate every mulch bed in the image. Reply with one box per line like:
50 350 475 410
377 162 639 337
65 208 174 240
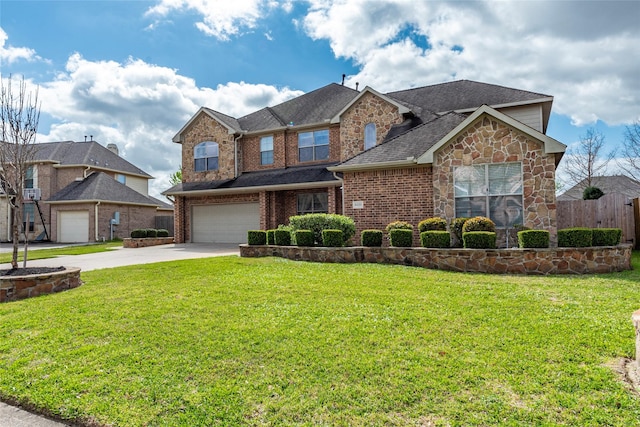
0 267 66 277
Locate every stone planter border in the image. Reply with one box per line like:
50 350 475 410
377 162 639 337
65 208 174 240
0 267 83 303
240 244 633 275
123 237 175 248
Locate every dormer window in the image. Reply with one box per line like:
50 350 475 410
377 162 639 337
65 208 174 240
364 123 376 150
194 141 219 172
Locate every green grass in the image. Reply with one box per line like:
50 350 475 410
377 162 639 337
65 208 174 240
0 241 122 264
1 253 640 426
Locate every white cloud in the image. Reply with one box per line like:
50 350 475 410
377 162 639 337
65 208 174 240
302 0 640 126
37 54 302 198
145 0 271 40
0 27 40 64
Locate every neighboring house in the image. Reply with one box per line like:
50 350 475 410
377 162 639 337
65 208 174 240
165 80 566 246
557 175 640 201
0 140 173 243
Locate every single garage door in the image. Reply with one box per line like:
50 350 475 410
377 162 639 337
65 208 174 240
192 203 260 243
58 211 89 243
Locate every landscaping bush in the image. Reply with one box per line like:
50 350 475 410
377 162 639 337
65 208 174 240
385 220 413 233
156 229 170 237
418 217 447 233
247 230 267 245
294 230 314 247
289 214 355 246
389 229 413 247
420 231 450 248
463 231 496 249
450 217 469 247
462 216 496 233
557 227 592 247
361 230 383 247
274 229 292 246
130 229 146 238
583 186 604 200
592 228 622 246
146 228 158 238
322 229 344 247
517 230 550 248
266 229 276 245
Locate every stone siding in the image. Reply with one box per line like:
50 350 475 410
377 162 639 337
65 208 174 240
123 237 174 248
0 267 82 302
240 244 632 275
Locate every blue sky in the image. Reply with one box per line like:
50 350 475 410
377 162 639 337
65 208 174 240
1 0 639 198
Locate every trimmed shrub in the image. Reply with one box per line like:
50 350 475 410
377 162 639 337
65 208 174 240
146 228 158 238
583 186 604 200
557 227 592 247
463 231 496 249
592 228 622 246
294 230 314 247
247 230 267 245
385 220 413 233
130 229 146 238
450 217 469 247
517 230 550 248
361 230 383 247
420 231 450 248
156 229 170 237
289 214 355 246
462 216 496 233
418 217 447 233
389 229 413 247
274 229 291 246
322 229 344 247
266 229 276 245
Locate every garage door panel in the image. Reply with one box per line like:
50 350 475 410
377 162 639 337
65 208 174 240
192 203 259 243
59 211 89 243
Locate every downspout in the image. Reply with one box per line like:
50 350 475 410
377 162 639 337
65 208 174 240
95 201 101 241
234 134 243 178
332 172 345 215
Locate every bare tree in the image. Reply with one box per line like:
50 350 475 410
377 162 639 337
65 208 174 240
619 120 640 182
0 75 41 269
560 127 614 191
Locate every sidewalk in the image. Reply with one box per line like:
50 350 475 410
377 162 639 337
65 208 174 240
0 243 240 426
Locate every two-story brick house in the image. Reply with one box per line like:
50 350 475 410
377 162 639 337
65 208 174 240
165 80 566 246
0 140 173 242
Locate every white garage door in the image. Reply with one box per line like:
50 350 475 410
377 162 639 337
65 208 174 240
58 211 89 243
192 203 260 243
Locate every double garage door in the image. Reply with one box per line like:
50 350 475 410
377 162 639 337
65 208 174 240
191 203 260 243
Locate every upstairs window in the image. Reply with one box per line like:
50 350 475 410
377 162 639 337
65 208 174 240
298 129 329 162
115 174 126 184
454 163 523 228
364 123 377 150
24 166 34 189
297 192 329 215
260 136 274 165
194 141 219 172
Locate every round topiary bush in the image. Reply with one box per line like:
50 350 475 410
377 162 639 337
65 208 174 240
361 230 383 247
156 229 170 238
385 220 413 233
146 228 158 238
418 217 447 233
462 216 496 233
130 229 146 238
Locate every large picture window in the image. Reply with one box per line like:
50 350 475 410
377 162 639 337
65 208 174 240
297 192 328 215
260 136 273 165
298 129 329 162
194 141 219 172
454 163 523 228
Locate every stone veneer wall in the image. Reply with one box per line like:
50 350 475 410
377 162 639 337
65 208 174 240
123 237 174 248
0 267 82 302
433 115 558 246
240 244 632 275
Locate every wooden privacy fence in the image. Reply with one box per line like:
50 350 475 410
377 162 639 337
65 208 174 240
557 193 639 248
155 215 175 237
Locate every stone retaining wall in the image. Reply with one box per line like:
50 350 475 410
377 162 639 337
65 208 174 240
240 244 633 275
123 237 175 248
0 267 82 302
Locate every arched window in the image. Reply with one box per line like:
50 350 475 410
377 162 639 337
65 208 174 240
194 141 219 172
364 123 376 150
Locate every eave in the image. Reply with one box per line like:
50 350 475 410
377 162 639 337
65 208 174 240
164 180 342 197
328 158 418 173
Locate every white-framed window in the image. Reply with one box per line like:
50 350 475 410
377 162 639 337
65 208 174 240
115 174 126 184
298 129 329 162
260 136 274 165
454 162 523 228
297 192 329 215
24 166 34 189
194 141 219 172
364 122 376 150
23 202 34 232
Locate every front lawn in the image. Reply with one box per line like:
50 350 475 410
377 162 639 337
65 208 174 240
0 241 122 264
1 254 639 425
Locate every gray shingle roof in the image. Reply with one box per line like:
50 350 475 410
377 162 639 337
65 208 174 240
557 175 640 201
48 172 161 206
202 108 242 132
32 141 151 177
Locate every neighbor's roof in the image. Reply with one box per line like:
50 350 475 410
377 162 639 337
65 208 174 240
47 172 163 206
32 141 151 178
557 175 640 201
164 163 340 196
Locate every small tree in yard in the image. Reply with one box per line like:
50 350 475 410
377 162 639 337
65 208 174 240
619 120 640 182
561 128 614 190
0 75 41 269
